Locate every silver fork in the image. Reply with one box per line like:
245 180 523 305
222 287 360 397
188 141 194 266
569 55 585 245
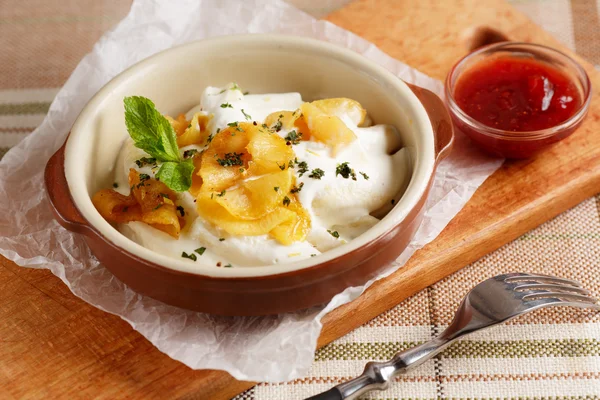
307 272 600 400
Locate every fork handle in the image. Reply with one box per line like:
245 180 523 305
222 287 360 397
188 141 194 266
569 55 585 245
307 337 453 400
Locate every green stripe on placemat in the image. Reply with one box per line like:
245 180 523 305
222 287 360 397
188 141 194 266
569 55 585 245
0 102 50 115
315 339 600 361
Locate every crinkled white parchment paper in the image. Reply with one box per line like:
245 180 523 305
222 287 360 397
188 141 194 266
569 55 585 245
0 0 503 382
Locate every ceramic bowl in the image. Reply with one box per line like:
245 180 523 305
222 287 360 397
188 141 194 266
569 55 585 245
45 34 453 316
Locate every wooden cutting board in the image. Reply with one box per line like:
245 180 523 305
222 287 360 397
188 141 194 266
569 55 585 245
2 0 600 399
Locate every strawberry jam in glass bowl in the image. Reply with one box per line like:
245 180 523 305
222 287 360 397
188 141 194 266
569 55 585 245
445 42 591 158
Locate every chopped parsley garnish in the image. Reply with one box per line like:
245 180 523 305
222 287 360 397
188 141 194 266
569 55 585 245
135 157 157 168
176 205 185 217
311 254 317 257
227 122 238 128
273 120 283 131
284 130 302 145
274 186 280 192
327 230 340 239
283 196 291 206
360 172 370 180
216 152 244 167
207 133 214 143
195 247 206 255
241 109 252 120
224 263 233 268
217 190 226 197
220 103 233 108
183 149 198 159
239 167 245 173
113 182 119 188
336 162 357 180
261 123 269 129
219 237 225 242
297 161 309 177
308 168 325 179
123 96 194 192
181 251 197 261
290 182 304 193
152 204 163 211
276 162 286 171
135 173 151 188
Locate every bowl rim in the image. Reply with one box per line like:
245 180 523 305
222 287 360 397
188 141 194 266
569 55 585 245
444 41 592 141
64 33 436 278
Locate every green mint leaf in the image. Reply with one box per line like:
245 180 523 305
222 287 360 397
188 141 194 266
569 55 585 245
155 159 194 192
123 96 180 163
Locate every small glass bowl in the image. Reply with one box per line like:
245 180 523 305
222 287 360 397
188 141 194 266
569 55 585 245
445 42 591 158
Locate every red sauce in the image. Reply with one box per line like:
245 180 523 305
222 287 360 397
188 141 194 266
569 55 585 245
454 56 581 132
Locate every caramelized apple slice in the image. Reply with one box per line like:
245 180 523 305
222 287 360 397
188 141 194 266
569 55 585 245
165 113 188 136
177 113 212 147
196 192 296 236
200 125 251 192
300 102 357 155
310 98 367 126
264 110 311 140
214 169 293 220
270 194 311 245
92 189 141 223
188 154 203 197
246 124 294 175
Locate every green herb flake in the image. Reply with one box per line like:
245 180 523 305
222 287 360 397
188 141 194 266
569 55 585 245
282 196 291 206
308 168 325 180
274 186 280 192
297 161 309 177
276 162 286 171
284 130 302 145
181 251 197 261
241 109 252 120
195 247 206 256
217 190 226 197
227 122 239 128
183 149 198 159
135 157 157 168
224 263 233 268
216 152 244 167
360 172 370 180
176 205 185 217
327 230 340 239
272 120 283 131
336 162 357 180
311 254 317 257
290 182 304 193
239 167 245 173
220 103 233 108
152 204 163 211
219 237 225 242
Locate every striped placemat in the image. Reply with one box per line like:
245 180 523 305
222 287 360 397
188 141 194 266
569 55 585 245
1 0 599 398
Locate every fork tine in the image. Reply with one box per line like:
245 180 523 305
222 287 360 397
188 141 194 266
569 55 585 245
505 274 583 287
514 283 591 296
522 291 598 304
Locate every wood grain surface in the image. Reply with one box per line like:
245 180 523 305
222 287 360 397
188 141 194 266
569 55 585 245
2 0 600 399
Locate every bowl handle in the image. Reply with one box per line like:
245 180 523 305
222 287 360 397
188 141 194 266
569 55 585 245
407 83 454 163
44 141 92 235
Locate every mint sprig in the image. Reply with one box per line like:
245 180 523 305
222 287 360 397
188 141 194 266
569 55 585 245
124 96 194 192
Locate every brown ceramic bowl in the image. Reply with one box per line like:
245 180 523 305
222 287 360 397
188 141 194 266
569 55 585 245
45 35 453 316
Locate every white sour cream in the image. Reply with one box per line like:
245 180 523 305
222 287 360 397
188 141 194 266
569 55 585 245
113 84 410 267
